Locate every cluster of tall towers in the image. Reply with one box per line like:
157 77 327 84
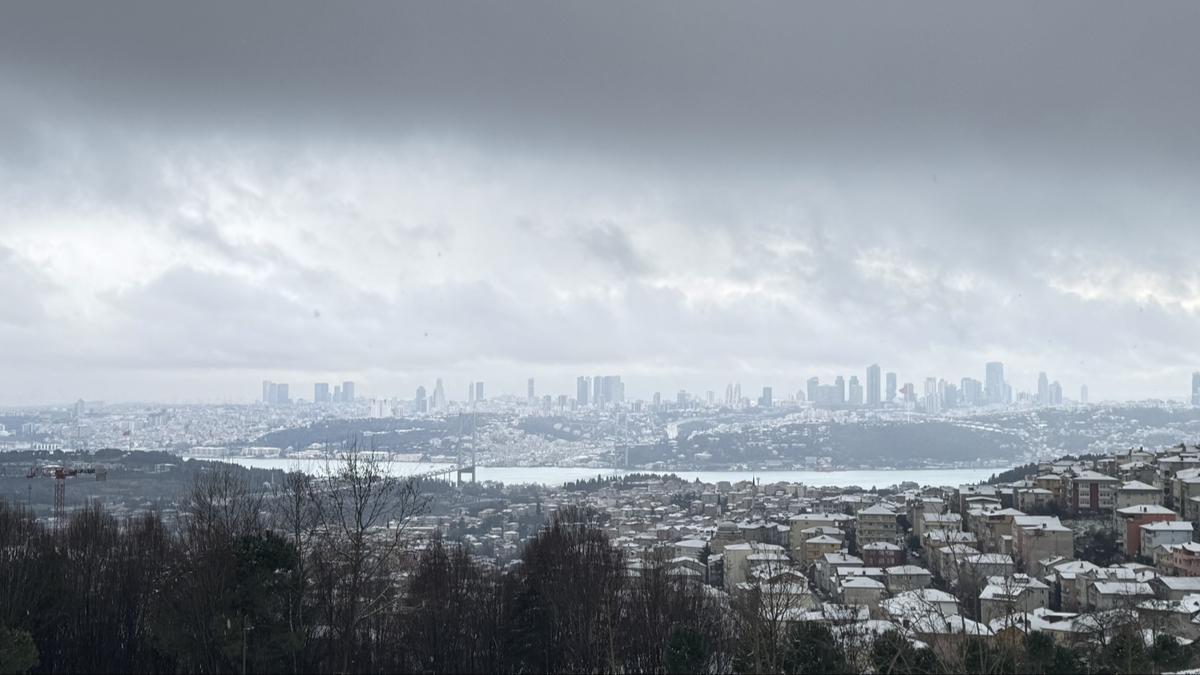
261 380 355 405
575 375 624 408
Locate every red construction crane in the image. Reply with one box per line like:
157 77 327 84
26 464 107 519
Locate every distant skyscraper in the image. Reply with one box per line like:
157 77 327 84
942 382 958 409
985 362 1005 405
1193 372 1200 406
474 381 484 402
760 386 773 408
960 378 983 406
834 376 845 404
314 382 331 404
342 381 355 402
866 365 881 407
848 377 863 406
885 372 897 403
593 375 603 407
706 390 715 406
415 386 427 413
527 378 536 402
652 391 661 408
1081 384 1089 404
577 376 590 406
807 377 819 404
432 378 445 410
677 390 689 407
1049 381 1062 405
333 385 342 402
276 383 289 404
1037 372 1049 406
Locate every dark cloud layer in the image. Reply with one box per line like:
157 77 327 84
0 2 1198 404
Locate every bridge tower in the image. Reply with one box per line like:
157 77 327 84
456 406 477 486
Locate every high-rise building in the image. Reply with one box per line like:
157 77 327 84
577 376 591 406
807 377 819 404
834 376 846 404
652 392 661 408
1081 384 1089 404
600 375 623 406
706 391 715 406
415 386 427 413
314 382 331 404
527 378 536 402
1037 372 1049 406
474 381 484 402
1192 372 1200 406
677 390 689 407
1049 381 1062 406
760 386 773 408
432 378 445 410
276 383 289 404
468 383 475 404
985 362 1005 405
333 385 342 402
866 364 881 407
593 376 603 407
960 378 983 406
342 381 355 402
885 372 897 403
942 382 958 409
848 377 863 406
262 380 273 404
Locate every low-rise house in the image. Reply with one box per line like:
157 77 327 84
857 504 900 546
1171 542 1200 576
722 542 787 589
1086 580 1154 611
801 534 843 566
1140 521 1194 559
988 608 1090 646
1069 470 1119 514
1047 560 1101 611
815 552 864 594
963 553 1016 583
979 574 1050 623
1013 516 1074 574
1136 595 1200 641
840 576 886 611
1113 504 1178 557
885 564 934 593
860 541 905 568
933 543 980 582
1152 576 1200 601
1116 480 1163 510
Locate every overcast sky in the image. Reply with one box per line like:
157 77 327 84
2 1 1199 405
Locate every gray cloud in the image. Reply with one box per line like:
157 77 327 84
0 2 1198 404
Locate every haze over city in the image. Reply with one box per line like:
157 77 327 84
3 1 1200 405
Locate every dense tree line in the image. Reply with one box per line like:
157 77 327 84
2 454 1200 673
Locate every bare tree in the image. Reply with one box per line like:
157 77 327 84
269 470 319 672
308 443 428 672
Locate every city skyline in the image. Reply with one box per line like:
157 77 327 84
244 361 1124 410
